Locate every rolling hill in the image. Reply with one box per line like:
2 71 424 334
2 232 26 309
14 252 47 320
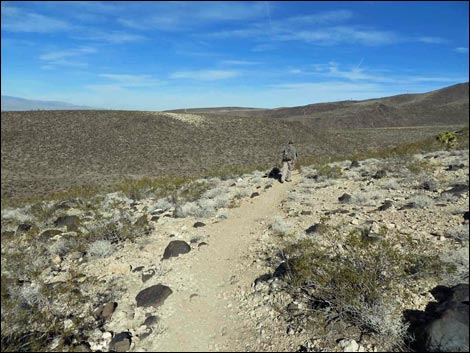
1 95 102 111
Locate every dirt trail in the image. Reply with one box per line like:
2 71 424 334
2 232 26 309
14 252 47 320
143 174 300 352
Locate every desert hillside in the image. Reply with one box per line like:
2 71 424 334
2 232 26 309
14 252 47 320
1 148 468 352
1 113 467 204
168 82 469 129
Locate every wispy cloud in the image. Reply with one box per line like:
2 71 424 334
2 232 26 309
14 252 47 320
1 3 72 33
221 60 261 66
73 30 146 43
454 47 469 54
169 70 239 81
117 1 267 31
97 74 161 87
417 36 448 44
39 47 97 69
292 61 466 85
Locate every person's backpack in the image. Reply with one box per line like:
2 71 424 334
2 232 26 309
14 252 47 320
282 145 294 161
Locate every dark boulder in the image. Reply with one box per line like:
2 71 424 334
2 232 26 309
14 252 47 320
373 169 387 179
338 193 352 203
162 240 191 260
109 332 132 352
267 167 281 181
305 223 328 235
193 222 206 228
377 200 394 211
135 284 173 308
350 160 360 168
250 192 260 198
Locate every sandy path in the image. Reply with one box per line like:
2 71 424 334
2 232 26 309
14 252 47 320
144 174 299 352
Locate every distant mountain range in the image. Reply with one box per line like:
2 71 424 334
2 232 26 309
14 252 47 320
1 96 102 111
167 82 469 129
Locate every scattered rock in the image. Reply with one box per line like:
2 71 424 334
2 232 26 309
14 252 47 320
267 167 281 180
444 184 468 197
16 223 33 235
273 262 290 279
193 221 206 228
265 184 273 189
338 193 352 203
305 223 328 235
109 332 132 352
339 339 360 352
132 266 144 273
143 315 160 327
163 240 191 260
150 215 160 222
198 242 208 248
377 200 393 211
135 284 173 308
134 215 148 227
102 302 118 321
250 192 260 198
446 164 465 171
72 343 92 352
162 240 191 259
373 169 387 179
300 210 312 215
406 284 469 352
142 269 156 283
54 215 80 232
350 160 360 168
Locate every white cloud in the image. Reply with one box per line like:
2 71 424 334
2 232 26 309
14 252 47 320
221 60 260 66
97 74 162 87
73 30 146 43
1 3 71 33
39 47 97 68
454 47 469 54
169 70 239 81
117 1 267 31
417 36 448 44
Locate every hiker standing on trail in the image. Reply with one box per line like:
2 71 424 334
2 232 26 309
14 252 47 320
280 141 298 183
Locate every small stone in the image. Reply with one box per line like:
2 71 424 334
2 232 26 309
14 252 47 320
193 222 206 228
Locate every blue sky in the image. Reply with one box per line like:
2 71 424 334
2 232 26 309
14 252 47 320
1 1 469 110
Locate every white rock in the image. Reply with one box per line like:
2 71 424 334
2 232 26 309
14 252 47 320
340 339 359 352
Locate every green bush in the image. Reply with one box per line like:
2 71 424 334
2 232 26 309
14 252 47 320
281 229 453 350
436 131 458 149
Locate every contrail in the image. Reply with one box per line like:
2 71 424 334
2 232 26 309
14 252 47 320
265 1 273 35
356 57 364 69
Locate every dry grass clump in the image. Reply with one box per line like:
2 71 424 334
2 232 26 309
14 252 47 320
350 190 384 205
445 224 469 242
407 195 435 209
87 240 115 258
378 179 401 190
270 216 293 237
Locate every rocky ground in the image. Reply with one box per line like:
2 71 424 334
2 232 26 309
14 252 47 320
1 149 468 352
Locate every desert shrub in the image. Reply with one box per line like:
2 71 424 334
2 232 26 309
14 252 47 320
87 240 115 258
350 191 384 205
445 224 469 241
1 207 34 224
48 238 71 257
270 216 293 237
281 231 450 350
316 164 343 179
407 195 434 209
378 179 401 190
406 159 434 174
436 131 458 149
418 175 440 192
150 197 173 212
